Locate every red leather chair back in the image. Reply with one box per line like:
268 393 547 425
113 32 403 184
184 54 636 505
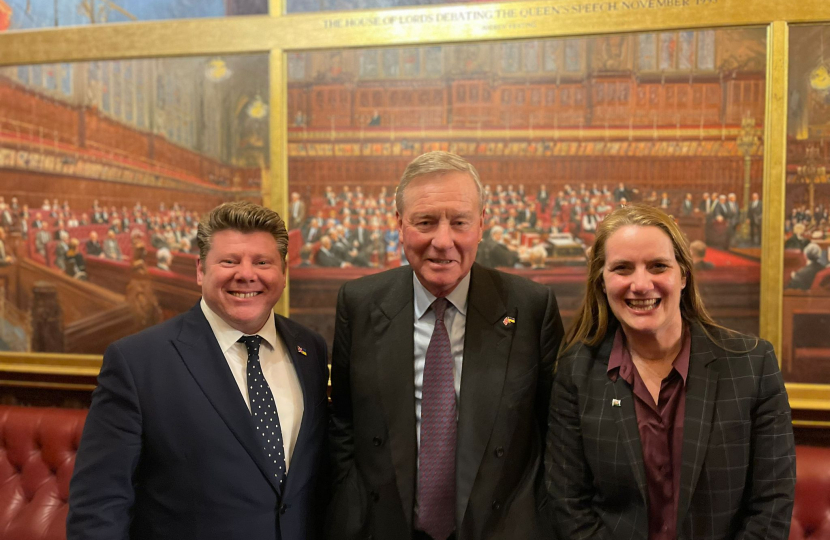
791 445 830 540
0 406 87 540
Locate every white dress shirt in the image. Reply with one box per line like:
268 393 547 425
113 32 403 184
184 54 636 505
412 271 470 451
200 299 304 470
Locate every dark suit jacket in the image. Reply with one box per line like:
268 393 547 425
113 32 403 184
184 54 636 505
328 264 564 540
546 321 796 540
68 303 330 540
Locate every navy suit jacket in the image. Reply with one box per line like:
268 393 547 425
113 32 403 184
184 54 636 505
67 303 330 540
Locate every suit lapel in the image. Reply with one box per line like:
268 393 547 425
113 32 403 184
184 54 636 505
172 304 282 495
594 327 649 510
275 316 320 500
456 265 513 524
676 323 718 530
373 269 417 527
610 376 649 507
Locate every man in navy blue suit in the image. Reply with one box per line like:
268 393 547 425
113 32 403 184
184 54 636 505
68 201 329 540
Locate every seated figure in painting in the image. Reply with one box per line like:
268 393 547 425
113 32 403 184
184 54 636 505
787 242 826 290
65 238 88 280
103 230 124 261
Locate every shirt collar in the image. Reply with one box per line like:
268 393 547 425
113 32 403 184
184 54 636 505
200 298 278 354
413 271 471 321
607 326 691 384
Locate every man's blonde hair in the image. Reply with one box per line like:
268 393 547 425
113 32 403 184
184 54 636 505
197 201 288 266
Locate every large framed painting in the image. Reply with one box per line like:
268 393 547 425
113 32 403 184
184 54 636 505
285 28 768 349
0 53 268 355
782 24 830 387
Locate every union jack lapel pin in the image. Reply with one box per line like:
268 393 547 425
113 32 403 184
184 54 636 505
502 316 515 327
297 345 307 356
611 399 622 407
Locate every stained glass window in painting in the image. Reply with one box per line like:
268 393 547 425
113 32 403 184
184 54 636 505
564 40 582 72
698 30 716 70
31 65 43 88
124 63 135 123
402 49 420 78
382 49 400 78
60 64 72 96
659 32 677 70
523 42 539 72
288 54 306 81
136 69 146 129
102 65 112 113
113 63 122 119
424 47 442 77
502 43 521 73
678 31 695 70
44 65 57 92
544 40 561 72
17 66 29 85
638 34 657 70
359 51 379 78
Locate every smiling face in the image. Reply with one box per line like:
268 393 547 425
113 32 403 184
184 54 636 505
602 225 686 346
196 229 286 334
398 171 484 297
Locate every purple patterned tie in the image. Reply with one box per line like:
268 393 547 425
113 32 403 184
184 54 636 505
417 297 456 540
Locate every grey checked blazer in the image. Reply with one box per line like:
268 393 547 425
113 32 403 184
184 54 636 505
545 320 795 540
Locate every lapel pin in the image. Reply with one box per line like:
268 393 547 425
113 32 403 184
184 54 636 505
297 345 307 356
502 316 515 327
611 399 622 407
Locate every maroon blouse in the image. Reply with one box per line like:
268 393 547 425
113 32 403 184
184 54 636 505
607 328 691 540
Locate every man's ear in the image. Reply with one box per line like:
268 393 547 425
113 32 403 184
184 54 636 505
196 259 204 286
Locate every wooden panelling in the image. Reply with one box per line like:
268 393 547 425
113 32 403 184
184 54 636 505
293 75 763 130
288 155 764 200
84 110 150 161
0 77 80 146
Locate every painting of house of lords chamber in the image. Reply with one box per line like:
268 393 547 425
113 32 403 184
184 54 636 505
0 54 268 354
781 25 830 385
285 28 767 348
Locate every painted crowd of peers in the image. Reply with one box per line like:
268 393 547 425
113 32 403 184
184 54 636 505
784 200 830 290
0 195 202 278
65 151 795 540
291 179 764 271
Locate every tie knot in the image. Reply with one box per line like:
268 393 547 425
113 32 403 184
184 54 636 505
431 297 449 322
238 335 262 357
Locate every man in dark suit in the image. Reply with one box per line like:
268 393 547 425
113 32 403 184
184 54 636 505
680 193 694 216
328 151 564 540
289 192 306 230
302 218 323 244
698 192 713 215
68 201 330 540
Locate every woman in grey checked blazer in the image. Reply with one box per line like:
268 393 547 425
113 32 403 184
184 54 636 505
546 204 795 540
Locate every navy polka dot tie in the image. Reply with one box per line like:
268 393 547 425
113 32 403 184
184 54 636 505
239 335 287 488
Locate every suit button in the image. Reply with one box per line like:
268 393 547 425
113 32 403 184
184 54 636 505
494 447 505 458
492 500 501 511
372 436 383 447
279 503 287 515
370 490 380 502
